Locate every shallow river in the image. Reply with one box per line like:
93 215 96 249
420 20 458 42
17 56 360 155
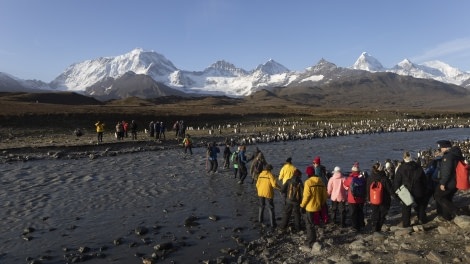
0 128 469 264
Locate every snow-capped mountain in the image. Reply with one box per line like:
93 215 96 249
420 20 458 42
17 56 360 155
50 48 178 91
351 52 385 71
254 59 289 75
2 48 470 99
394 60 470 86
352 52 470 87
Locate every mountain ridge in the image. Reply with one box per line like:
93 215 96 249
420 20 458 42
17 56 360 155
1 48 470 101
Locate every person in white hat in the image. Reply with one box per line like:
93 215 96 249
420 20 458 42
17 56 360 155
327 166 347 227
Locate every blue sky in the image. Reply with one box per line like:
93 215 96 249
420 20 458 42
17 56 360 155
1 0 469 82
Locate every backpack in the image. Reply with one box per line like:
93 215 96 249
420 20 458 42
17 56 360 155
231 151 240 165
287 181 301 202
369 180 383 205
350 176 366 198
425 158 441 182
254 160 264 174
455 160 470 190
424 159 440 191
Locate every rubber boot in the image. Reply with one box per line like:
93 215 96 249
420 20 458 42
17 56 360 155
269 208 276 228
340 213 346 227
258 208 264 223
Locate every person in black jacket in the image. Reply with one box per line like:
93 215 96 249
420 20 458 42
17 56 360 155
279 169 303 233
223 143 232 169
394 151 428 227
367 162 397 232
434 140 464 220
130 120 138 140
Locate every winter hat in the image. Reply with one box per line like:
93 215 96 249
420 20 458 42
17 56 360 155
305 166 315 176
437 140 452 149
293 169 302 177
286 157 292 163
313 156 321 164
351 162 359 172
333 166 341 173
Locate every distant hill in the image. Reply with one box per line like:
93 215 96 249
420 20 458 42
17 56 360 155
0 92 102 105
263 72 470 110
85 72 187 100
1 71 469 112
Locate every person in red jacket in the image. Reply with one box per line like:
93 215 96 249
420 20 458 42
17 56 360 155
122 120 128 138
343 162 366 232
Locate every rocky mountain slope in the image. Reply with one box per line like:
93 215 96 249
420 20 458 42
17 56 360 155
2 49 470 100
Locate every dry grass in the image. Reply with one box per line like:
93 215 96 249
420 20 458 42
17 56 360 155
1 92 470 151
1 92 469 131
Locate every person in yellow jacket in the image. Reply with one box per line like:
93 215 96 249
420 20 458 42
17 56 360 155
300 169 328 248
278 157 296 185
94 121 105 143
256 164 281 228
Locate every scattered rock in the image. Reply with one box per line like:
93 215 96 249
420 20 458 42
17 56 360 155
113 237 123 246
395 249 423 262
142 257 156 264
23 227 35 234
153 242 173 251
208 215 219 221
426 250 444 263
453 215 470 229
78 246 89 253
135 226 149 236
184 216 200 227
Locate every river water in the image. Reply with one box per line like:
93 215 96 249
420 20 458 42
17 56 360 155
261 127 470 173
0 128 469 264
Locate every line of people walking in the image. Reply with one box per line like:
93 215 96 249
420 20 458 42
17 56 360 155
214 139 468 249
